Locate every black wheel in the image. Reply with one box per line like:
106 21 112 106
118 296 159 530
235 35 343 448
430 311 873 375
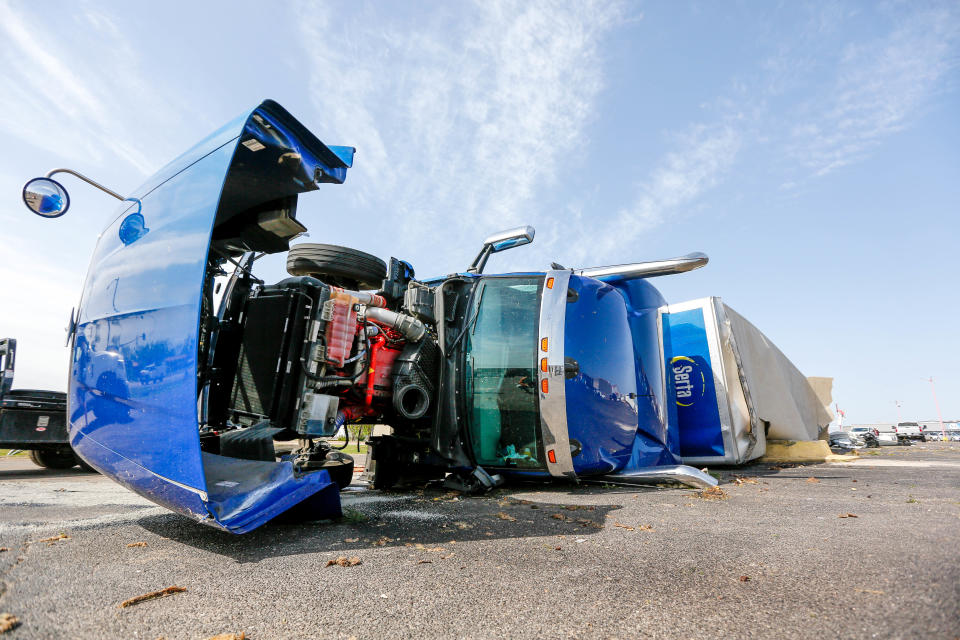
29 449 78 470
286 243 386 290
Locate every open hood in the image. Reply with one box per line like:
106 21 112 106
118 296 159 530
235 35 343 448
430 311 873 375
69 100 352 533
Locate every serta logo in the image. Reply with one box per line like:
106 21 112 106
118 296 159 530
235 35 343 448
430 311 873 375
670 355 706 407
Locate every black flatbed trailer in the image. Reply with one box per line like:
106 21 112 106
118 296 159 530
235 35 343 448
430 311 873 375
0 338 87 469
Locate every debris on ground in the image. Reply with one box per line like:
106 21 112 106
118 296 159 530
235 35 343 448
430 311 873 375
614 522 635 531
495 512 516 521
806 477 820 483
838 513 858 518
417 560 432 564
0 613 20 634
693 486 729 500
344 538 359 543
0 548 8 553
452 521 471 529
126 542 148 548
326 556 362 567
36 533 70 545
739 575 751 582
372 536 393 546
206 633 246 640
637 524 654 531
118 586 187 609
733 476 758 486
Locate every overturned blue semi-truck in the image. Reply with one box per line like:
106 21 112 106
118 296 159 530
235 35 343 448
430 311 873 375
20 101 832 533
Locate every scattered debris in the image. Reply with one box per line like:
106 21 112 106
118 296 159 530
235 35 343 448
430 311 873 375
0 613 19 634
733 476 759 486
126 542 148 548
36 533 70 544
853 588 884 595
637 524 654 531
551 513 566 520
326 556 362 567
739 575 751 582
806 477 820 484
372 536 393 546
575 538 586 543
693 486 728 501
206 633 246 640
344 538 359 543
614 522 635 531
838 513 858 519
495 512 516 522
452 521 472 530
0 548 8 553
118 586 187 609
554 546 562 550
417 560 432 564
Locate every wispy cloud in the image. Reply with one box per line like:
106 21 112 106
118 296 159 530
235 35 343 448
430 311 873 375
787 6 960 177
296 0 625 266
0 2 192 177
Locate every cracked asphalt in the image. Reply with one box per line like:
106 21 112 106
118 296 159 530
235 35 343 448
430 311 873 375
1 443 959 639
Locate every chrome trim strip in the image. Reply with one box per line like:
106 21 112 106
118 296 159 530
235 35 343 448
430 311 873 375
576 252 708 280
594 465 718 489
537 270 576 479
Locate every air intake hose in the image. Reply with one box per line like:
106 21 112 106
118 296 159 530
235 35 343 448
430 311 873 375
364 307 426 342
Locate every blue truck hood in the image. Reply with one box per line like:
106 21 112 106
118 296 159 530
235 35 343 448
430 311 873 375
69 100 351 533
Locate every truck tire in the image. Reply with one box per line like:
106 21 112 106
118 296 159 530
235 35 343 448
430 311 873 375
29 449 78 470
286 244 387 290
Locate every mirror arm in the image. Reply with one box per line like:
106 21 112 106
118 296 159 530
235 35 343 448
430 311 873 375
467 244 493 275
44 168 124 201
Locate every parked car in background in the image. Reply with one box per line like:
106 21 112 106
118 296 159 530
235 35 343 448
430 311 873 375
894 422 924 441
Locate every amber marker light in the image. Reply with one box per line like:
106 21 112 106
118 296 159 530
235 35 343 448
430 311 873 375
541 378 549 393
546 277 555 289
540 358 548 372
541 337 548 352
547 449 557 464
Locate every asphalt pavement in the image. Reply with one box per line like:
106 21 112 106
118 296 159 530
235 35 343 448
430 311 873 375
1 443 958 639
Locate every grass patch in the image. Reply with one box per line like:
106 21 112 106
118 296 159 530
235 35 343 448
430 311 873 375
341 508 368 524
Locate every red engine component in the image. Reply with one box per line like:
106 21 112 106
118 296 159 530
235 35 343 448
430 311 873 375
363 333 404 406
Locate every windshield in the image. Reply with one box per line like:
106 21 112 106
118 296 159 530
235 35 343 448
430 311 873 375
464 277 544 469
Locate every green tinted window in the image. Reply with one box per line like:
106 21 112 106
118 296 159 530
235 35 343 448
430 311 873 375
464 277 543 468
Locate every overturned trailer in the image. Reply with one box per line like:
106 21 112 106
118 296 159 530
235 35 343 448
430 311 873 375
21 100 830 533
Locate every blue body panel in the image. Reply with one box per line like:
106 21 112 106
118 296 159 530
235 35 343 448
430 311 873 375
563 275 680 477
70 100 350 532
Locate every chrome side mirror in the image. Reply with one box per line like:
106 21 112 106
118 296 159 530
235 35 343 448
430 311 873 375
468 225 535 274
22 168 125 219
22 177 70 218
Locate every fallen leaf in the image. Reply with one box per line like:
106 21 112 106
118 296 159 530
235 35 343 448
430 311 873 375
838 513 858 519
326 556 362 567
0 613 19 634
739 575 751 582
118 586 187 609
853 588 884 595
417 560 432 564
806 477 820 484
206 633 246 640
693 486 728 501
37 533 70 544
614 523 635 531
372 536 393 546
496 512 516 522
734 476 759 486
126 542 148 548
637 524 654 532
554 546 562 550
551 513 566 520
0 548 8 553
344 538 359 543
453 522 471 530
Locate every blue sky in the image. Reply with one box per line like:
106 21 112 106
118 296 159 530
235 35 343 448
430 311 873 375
0 1 957 424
